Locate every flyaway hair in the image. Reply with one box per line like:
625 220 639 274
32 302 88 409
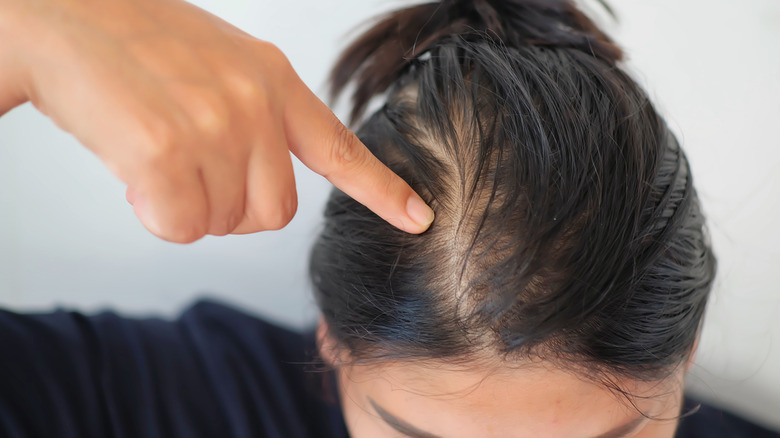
311 0 715 385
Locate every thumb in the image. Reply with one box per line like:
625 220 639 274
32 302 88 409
283 76 434 234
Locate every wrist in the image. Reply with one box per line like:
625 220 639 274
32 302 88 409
0 0 72 106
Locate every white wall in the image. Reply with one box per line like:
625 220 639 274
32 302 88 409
1 0 778 431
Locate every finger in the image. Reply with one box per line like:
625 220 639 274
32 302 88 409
282 77 434 234
131 159 210 243
201 148 247 236
126 186 137 205
231 119 297 234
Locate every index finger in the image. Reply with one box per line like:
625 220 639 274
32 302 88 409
283 76 434 234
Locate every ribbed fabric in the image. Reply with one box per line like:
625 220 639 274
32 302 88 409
0 299 775 438
0 299 347 438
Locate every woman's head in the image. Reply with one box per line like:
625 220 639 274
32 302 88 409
309 0 715 436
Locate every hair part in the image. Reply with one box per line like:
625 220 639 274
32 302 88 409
311 0 715 392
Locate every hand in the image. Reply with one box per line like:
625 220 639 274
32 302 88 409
0 0 434 243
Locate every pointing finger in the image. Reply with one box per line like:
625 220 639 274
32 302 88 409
282 77 434 234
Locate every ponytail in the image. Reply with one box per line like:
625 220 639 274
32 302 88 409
330 0 623 123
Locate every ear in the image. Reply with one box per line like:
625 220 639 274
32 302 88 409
316 316 341 367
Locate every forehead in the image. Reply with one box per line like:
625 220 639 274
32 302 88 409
340 361 682 437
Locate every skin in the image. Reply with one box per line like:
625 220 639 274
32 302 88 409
319 324 691 438
0 0 434 243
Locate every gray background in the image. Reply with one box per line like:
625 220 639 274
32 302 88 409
1 0 779 431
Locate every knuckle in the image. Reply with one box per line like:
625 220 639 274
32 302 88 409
173 229 204 244
281 193 299 225
140 123 180 167
256 41 290 69
211 207 243 236
163 220 207 244
252 41 295 90
265 196 297 230
326 122 366 174
248 192 297 231
187 95 230 137
218 62 270 108
230 73 266 105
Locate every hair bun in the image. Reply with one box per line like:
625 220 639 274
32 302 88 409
331 0 623 123
445 0 621 59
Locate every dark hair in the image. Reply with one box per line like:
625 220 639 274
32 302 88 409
310 0 715 385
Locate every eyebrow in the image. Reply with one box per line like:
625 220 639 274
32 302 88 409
369 397 649 438
369 398 441 438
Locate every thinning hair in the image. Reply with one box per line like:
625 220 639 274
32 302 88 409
310 0 715 384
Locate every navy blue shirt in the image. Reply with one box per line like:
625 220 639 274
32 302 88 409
0 299 776 438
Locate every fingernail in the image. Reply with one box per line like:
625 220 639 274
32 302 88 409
406 195 435 231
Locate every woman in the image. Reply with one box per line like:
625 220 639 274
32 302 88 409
0 0 777 437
